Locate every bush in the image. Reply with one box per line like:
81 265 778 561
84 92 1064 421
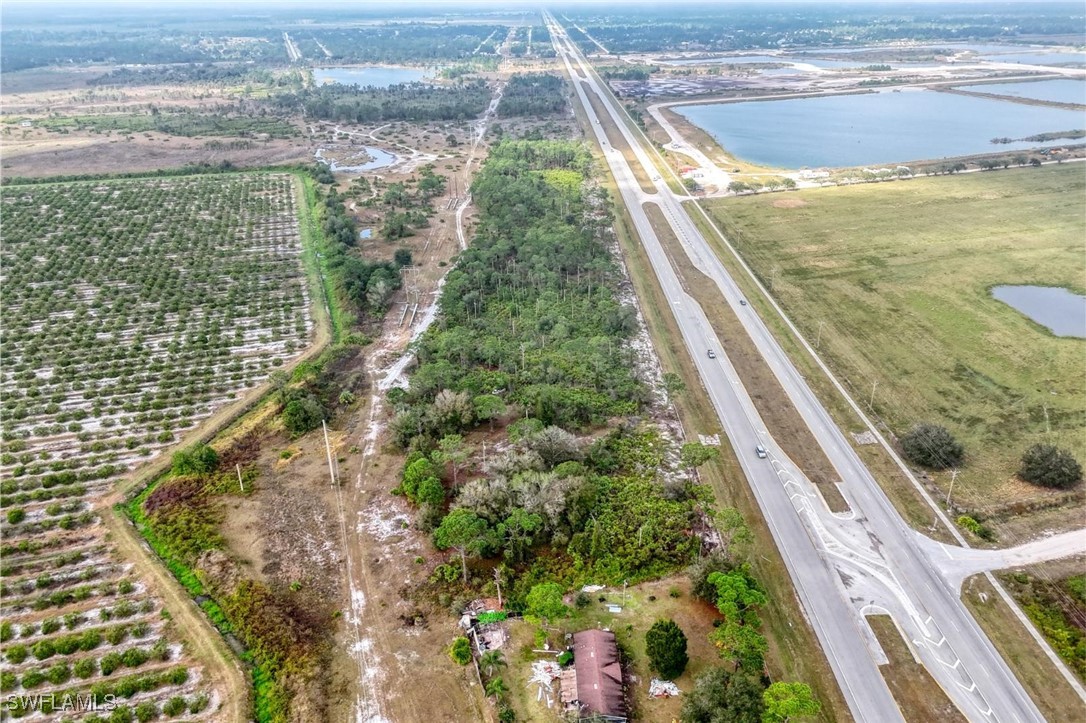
448 636 472 665
645 618 689 679
74 657 98 678
162 697 186 716
1018 444 1082 490
900 423 963 469
101 652 123 676
956 515 995 541
31 639 55 660
6 508 26 524
282 393 325 437
5 644 28 664
171 444 218 476
134 701 158 723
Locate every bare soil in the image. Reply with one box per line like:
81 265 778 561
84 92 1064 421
1 129 311 177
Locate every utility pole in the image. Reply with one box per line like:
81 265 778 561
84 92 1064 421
493 568 503 610
235 464 245 493
1043 404 1051 434
945 469 959 508
322 420 336 487
869 380 878 409
816 321 825 350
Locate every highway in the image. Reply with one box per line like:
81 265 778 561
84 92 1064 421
546 14 1084 723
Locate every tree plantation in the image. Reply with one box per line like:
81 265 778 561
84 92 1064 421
0 173 315 718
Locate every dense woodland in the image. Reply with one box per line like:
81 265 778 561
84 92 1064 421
277 79 492 124
388 139 707 607
303 24 502 64
495 73 568 118
561 4 1086 52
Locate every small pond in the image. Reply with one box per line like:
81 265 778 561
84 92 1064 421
991 285 1086 338
313 66 427 88
314 146 398 173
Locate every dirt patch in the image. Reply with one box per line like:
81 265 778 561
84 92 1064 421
772 197 807 208
643 202 849 512
1 129 311 178
867 614 968 722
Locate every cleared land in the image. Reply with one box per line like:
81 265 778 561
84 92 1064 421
0 173 313 719
702 165 1086 525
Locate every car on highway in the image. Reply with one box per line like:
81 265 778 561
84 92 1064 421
739 299 747 306
755 445 767 458
707 349 716 359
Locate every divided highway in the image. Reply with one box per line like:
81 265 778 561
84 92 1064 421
546 14 1080 723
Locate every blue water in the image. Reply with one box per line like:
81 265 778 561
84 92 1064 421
674 89 1084 169
314 146 398 173
992 286 1086 338
980 52 1086 66
961 79 1086 105
313 66 427 88
661 54 867 69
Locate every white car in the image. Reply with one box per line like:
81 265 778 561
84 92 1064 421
707 349 716 359
755 445 768 459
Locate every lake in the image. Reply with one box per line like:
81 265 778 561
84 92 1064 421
963 79 1086 105
991 286 1086 338
673 89 1084 168
313 66 427 88
980 51 1086 66
659 54 868 69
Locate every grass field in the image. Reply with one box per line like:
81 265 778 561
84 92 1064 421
702 165 1086 522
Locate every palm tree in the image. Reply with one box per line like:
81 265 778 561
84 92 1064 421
480 649 506 678
484 677 509 702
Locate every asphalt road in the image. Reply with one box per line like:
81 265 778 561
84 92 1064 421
546 14 1077 723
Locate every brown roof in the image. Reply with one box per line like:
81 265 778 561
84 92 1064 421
573 629 626 720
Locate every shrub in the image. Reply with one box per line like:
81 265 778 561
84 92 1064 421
31 639 55 660
188 694 209 713
21 670 46 688
134 701 158 723
900 423 963 469
162 697 186 716
282 393 326 436
101 652 123 676
1018 444 1082 490
448 636 472 665
956 515 995 541
6 644 28 664
74 657 98 678
645 619 689 679
46 662 71 684
6 508 26 524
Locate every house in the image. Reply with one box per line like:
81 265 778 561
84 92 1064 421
563 629 627 722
